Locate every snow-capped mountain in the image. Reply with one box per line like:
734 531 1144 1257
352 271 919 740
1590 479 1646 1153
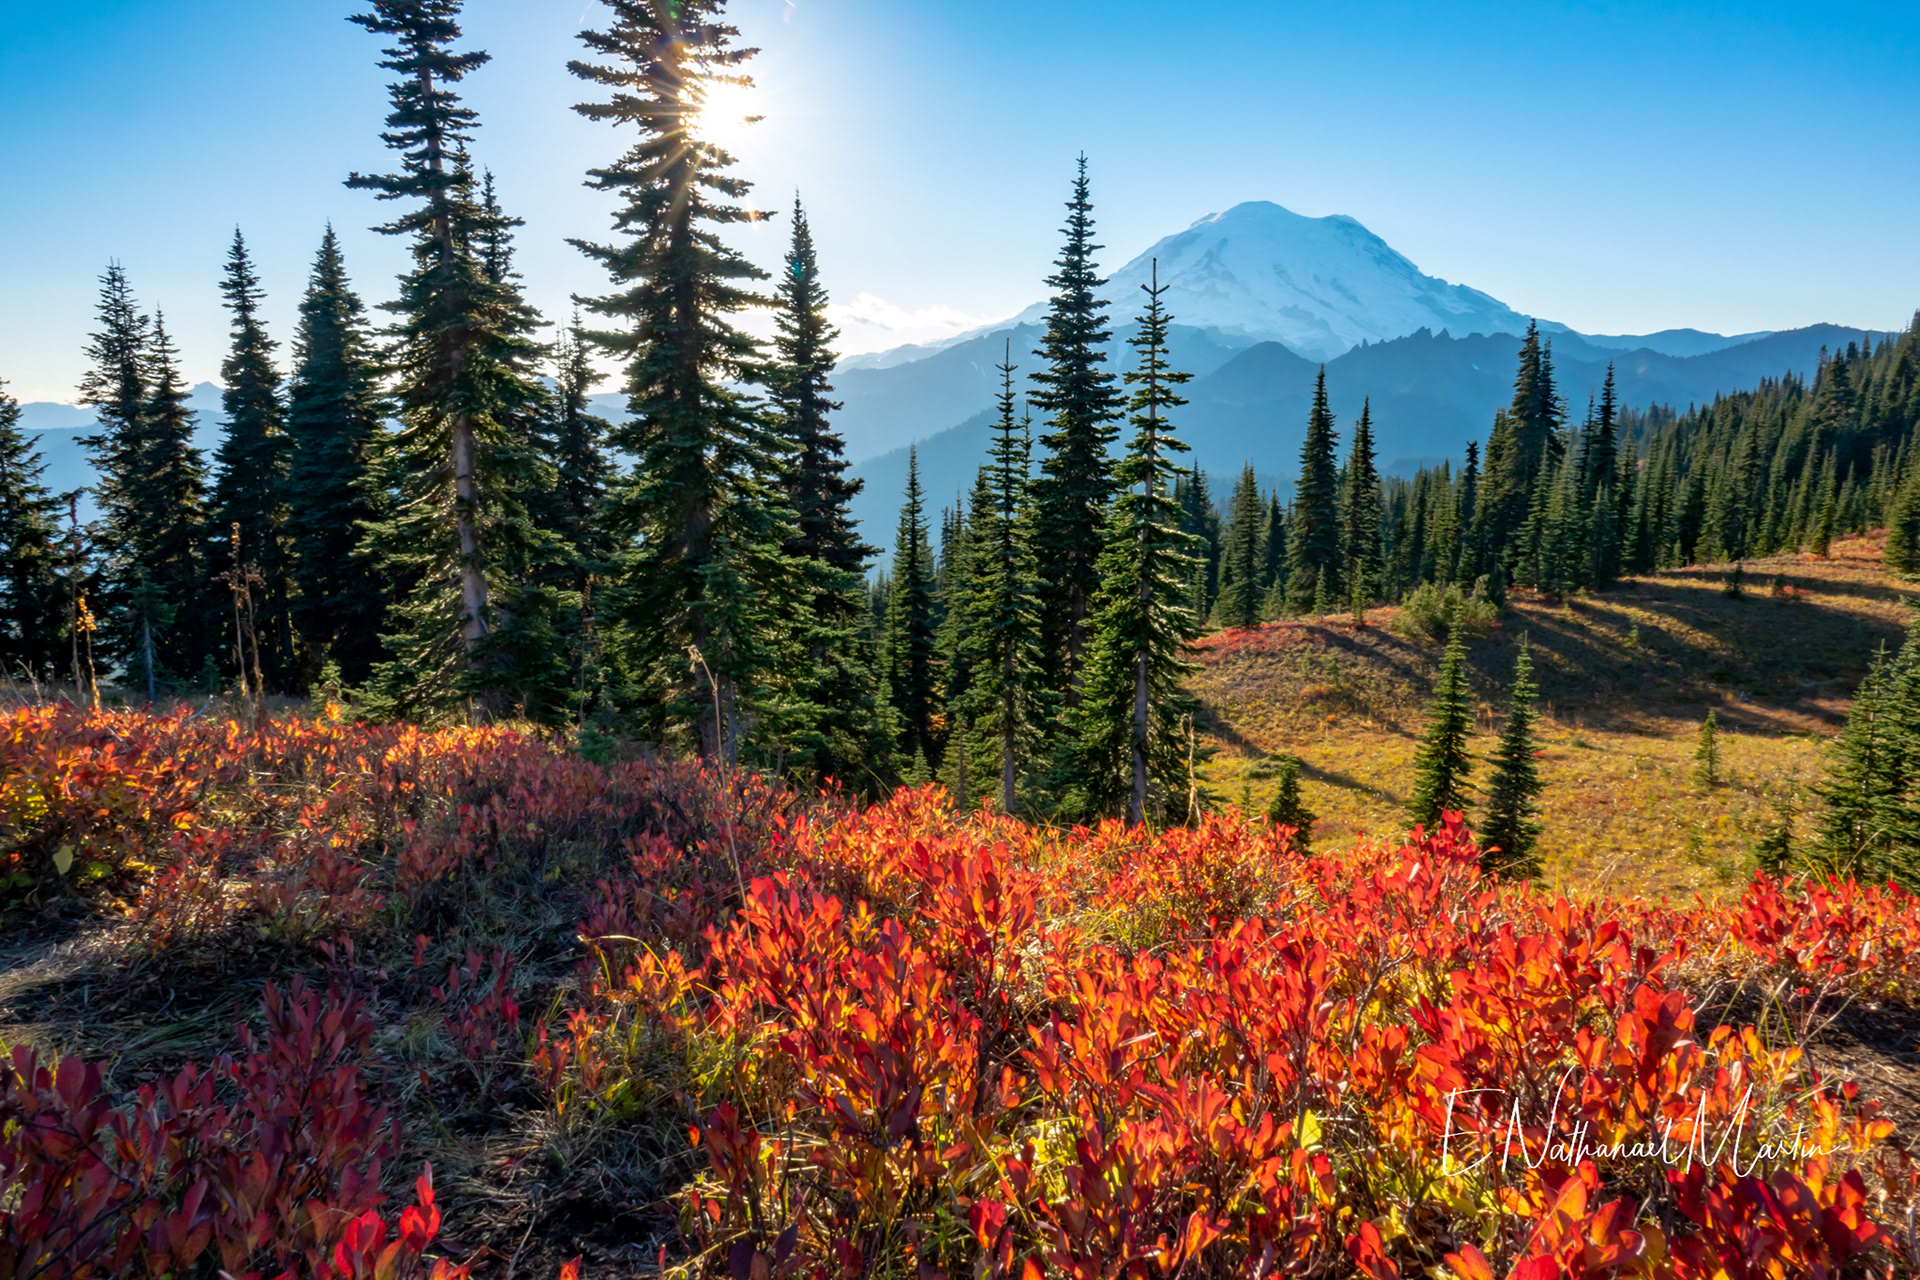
1009 201 1533 360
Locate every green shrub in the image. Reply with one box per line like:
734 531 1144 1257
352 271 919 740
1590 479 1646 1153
1391 581 1497 645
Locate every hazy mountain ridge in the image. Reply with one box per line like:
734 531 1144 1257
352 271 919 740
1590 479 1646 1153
846 322 1889 552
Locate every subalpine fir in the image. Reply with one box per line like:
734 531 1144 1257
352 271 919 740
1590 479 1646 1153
1480 635 1543 878
954 350 1046 813
348 0 552 721
1069 264 1203 825
1215 463 1264 630
769 198 879 787
570 0 802 762
885 450 941 774
0 377 71 677
1030 156 1124 705
1287 368 1342 610
80 295 211 699
1342 398 1383 600
286 227 389 685
212 229 295 689
1410 624 1474 829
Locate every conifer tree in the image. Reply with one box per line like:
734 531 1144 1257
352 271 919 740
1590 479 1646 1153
1481 324 1563 561
83 303 211 698
886 450 939 771
1261 491 1287 607
1342 397 1383 599
1264 756 1315 851
76 263 152 678
769 199 877 784
1287 368 1342 610
1813 640 1911 881
1811 453 1838 557
0 378 71 676
1030 156 1124 701
1453 439 1482 584
1410 626 1474 828
349 0 551 720
544 310 614 589
1481 635 1543 877
286 227 389 684
212 229 295 689
569 0 799 759
1216 463 1264 630
956 353 1046 812
1694 709 1721 787
1069 264 1202 825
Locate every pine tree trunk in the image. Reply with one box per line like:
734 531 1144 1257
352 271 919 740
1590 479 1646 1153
142 615 156 705
1002 650 1017 814
452 413 489 655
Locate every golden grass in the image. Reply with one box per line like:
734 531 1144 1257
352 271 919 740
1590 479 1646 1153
1190 534 1914 899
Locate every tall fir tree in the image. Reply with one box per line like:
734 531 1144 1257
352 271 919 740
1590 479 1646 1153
1030 156 1124 704
286 227 389 685
886 450 940 772
1341 397 1384 600
1215 463 1264 630
543 309 614 591
76 263 153 681
769 199 878 786
211 229 295 689
348 0 551 720
1481 635 1543 878
955 354 1046 812
0 377 71 676
1070 264 1202 825
1410 625 1474 828
569 0 800 760
1287 368 1342 610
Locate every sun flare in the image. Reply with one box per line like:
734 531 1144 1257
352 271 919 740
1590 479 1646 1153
690 75 761 153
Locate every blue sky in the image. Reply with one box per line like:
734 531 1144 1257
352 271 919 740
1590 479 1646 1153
3 0 1918 402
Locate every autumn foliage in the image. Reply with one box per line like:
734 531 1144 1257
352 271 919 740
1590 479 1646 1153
3 705 1920 1277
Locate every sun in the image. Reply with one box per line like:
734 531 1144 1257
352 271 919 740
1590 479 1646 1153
690 75 762 155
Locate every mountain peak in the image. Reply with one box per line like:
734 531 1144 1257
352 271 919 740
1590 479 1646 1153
1100 201 1529 361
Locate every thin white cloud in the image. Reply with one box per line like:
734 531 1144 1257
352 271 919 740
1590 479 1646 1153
829 291 1001 353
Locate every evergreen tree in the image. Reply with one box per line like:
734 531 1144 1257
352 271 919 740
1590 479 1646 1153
1481 324 1563 561
75 263 151 679
1070 264 1202 825
1813 644 1903 879
85 306 210 698
1261 491 1287 607
569 0 798 759
0 377 71 676
1481 636 1543 878
956 352 1046 812
1410 626 1474 828
1341 397 1383 599
349 0 552 720
886 450 939 770
1264 756 1315 852
1287 368 1342 610
769 199 878 785
1694 709 1722 787
286 227 389 685
1030 156 1124 702
1453 439 1482 584
1215 463 1264 629
544 309 614 588
211 229 295 689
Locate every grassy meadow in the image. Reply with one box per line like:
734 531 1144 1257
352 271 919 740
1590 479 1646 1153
1189 532 1916 898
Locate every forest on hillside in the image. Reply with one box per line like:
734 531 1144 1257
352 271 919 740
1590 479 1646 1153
1 0 1918 833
